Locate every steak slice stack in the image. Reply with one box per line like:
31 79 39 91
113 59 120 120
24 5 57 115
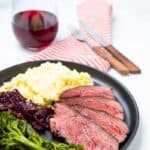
62 97 124 120
60 86 114 100
72 106 129 143
50 103 119 150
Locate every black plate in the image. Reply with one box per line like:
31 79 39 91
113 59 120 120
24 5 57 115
0 60 139 150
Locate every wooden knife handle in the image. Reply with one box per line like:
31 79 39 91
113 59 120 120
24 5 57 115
92 46 129 75
104 45 141 74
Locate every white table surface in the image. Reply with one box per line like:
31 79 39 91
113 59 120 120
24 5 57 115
0 0 150 149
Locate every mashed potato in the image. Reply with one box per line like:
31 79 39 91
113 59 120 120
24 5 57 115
0 62 93 106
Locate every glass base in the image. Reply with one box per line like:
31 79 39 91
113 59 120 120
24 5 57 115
23 46 47 52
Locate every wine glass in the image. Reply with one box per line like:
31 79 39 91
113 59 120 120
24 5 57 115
12 0 58 51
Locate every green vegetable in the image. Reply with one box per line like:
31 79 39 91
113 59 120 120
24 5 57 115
0 111 84 150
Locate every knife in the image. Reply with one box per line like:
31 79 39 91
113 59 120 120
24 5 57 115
79 20 141 74
72 30 129 75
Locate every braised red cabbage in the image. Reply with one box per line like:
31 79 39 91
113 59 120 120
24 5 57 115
0 89 54 130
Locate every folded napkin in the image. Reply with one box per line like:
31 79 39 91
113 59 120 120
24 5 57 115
29 0 112 72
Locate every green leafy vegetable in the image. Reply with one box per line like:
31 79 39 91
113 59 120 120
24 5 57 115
0 111 84 150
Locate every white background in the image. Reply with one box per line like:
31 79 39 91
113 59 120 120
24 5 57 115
0 0 150 149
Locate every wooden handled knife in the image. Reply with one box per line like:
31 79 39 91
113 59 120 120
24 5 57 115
79 20 141 74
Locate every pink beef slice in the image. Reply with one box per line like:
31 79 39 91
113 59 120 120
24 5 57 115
62 97 124 120
50 103 119 150
60 86 115 100
72 106 129 143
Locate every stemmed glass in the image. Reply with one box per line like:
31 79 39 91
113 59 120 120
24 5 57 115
12 0 58 51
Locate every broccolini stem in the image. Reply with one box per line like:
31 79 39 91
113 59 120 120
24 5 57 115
17 136 46 150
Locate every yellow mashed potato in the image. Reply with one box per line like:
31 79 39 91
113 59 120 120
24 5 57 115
0 62 93 106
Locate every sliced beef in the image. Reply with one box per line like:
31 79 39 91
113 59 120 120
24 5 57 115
60 86 114 100
62 97 124 120
50 103 119 150
72 106 129 143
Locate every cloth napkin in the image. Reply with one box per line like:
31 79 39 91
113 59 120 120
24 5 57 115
29 0 112 72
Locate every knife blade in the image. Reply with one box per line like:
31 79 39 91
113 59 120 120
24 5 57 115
79 20 109 47
79 20 141 74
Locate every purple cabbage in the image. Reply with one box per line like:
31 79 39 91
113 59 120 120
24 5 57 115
0 89 54 130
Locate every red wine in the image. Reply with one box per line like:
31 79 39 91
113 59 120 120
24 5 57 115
12 10 58 51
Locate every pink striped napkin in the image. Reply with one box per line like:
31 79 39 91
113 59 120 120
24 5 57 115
29 0 112 72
